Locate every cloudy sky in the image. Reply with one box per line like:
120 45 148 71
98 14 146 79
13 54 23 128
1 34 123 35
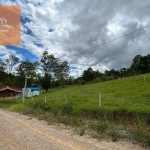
0 0 150 77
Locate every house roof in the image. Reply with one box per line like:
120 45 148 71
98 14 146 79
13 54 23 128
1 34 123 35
0 85 22 93
26 87 40 91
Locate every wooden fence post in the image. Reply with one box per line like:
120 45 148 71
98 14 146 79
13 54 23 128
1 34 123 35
144 76 146 82
45 94 47 103
31 92 33 102
65 92 68 103
99 91 101 107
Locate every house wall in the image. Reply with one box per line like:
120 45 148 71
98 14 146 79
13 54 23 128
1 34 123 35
22 88 40 97
0 89 15 97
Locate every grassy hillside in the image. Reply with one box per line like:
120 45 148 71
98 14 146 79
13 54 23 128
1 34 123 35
37 73 150 112
0 73 150 147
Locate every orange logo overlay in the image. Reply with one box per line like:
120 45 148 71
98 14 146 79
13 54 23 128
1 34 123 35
0 6 20 46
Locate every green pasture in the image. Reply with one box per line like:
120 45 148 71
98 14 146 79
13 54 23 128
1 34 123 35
29 73 150 113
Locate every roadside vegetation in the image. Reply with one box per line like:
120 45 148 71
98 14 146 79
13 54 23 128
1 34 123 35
0 73 150 147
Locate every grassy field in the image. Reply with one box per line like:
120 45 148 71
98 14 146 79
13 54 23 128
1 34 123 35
43 73 150 112
0 73 150 147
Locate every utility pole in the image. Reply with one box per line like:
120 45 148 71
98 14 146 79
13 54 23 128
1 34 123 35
22 73 27 103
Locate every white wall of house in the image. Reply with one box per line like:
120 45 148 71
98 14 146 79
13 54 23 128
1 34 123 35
22 88 40 97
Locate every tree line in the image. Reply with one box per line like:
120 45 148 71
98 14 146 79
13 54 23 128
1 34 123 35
78 54 150 84
0 52 150 92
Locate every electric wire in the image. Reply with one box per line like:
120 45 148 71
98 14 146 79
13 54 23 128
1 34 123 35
68 24 150 57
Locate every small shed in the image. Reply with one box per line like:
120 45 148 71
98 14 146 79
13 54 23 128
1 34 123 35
23 87 40 97
0 85 22 98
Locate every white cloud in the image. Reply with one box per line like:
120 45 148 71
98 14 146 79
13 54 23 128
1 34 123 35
0 46 23 60
0 0 150 78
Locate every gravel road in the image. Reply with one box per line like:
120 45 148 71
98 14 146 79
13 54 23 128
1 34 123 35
0 109 147 150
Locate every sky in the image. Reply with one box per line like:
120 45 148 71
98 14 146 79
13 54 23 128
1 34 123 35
0 0 150 77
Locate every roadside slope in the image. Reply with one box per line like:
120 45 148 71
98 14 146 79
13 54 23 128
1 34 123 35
0 109 145 150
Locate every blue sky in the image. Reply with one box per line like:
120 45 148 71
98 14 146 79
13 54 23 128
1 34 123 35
0 0 150 77
6 46 38 61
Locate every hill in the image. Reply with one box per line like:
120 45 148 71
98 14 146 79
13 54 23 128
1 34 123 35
41 73 150 113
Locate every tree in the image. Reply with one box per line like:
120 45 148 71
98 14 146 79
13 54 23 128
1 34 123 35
0 59 6 72
82 67 94 82
105 69 119 80
16 59 39 87
0 59 6 83
54 60 69 88
6 54 19 74
41 73 51 93
40 51 58 91
130 55 142 75
67 76 74 85
40 51 58 76
34 73 42 86
40 51 70 89
130 54 150 74
119 68 127 77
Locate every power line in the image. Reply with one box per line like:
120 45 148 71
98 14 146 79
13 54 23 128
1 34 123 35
68 24 150 57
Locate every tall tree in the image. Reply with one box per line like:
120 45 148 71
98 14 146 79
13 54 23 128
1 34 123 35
130 55 142 75
6 54 19 74
0 59 6 72
119 68 127 77
41 73 51 93
0 59 6 84
138 54 150 73
54 60 69 88
16 59 39 87
40 51 58 76
40 51 70 90
82 67 94 81
40 51 58 91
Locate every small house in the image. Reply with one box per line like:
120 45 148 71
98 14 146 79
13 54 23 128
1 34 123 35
0 85 22 98
22 86 40 97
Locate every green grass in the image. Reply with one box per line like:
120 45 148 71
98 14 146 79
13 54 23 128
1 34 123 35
0 73 150 147
34 73 150 113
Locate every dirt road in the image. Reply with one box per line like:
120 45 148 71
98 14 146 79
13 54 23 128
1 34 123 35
0 109 146 150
